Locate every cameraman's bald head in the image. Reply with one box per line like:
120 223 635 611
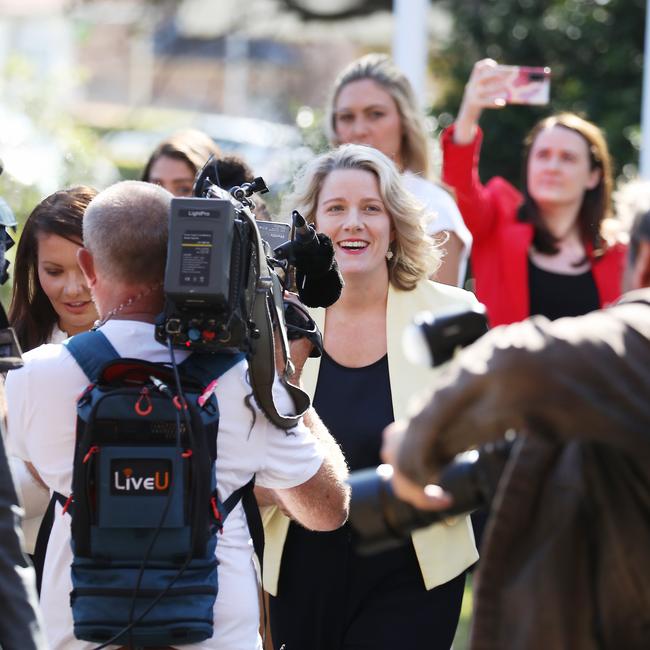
83 180 171 285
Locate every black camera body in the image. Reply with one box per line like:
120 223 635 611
155 197 258 353
155 167 327 430
349 438 513 555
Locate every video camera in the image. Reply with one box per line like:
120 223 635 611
155 157 342 429
347 305 515 555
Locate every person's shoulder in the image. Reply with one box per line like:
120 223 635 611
403 172 453 204
485 176 522 205
416 279 479 306
22 342 71 365
7 343 77 393
617 287 650 306
391 280 479 314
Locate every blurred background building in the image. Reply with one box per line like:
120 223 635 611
0 0 461 194
1 0 642 202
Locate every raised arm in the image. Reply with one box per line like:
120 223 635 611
271 407 349 531
441 59 515 240
255 319 350 531
453 58 508 145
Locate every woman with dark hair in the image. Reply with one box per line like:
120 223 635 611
142 130 273 220
9 186 98 350
442 58 626 326
7 185 97 562
141 128 222 197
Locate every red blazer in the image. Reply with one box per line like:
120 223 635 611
441 125 627 326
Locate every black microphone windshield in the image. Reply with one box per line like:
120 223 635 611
291 232 334 278
296 260 344 308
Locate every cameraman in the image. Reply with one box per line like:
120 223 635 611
5 180 350 650
382 183 650 649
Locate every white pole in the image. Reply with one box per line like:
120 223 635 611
392 0 429 107
641 0 650 178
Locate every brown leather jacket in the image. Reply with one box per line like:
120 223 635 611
398 289 650 650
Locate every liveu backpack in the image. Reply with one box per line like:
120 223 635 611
60 329 248 647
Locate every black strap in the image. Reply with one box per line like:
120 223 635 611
218 476 264 569
242 481 264 572
32 495 57 595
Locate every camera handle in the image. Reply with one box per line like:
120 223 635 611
236 203 311 430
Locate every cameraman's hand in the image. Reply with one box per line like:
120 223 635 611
283 292 314 380
381 422 452 511
455 58 509 145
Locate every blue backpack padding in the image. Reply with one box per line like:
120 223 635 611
62 329 246 647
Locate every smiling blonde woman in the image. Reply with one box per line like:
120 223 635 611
262 144 480 650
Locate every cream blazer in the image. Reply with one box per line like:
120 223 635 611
262 280 480 595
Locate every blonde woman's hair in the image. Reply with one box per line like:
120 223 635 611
327 53 433 179
283 144 440 291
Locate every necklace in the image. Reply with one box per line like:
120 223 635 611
92 282 163 330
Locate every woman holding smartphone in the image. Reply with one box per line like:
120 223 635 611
442 58 626 325
261 144 479 650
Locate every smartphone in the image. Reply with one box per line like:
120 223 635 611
495 65 551 105
257 219 296 291
256 220 291 252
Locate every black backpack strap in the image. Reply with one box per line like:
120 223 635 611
217 476 264 567
64 330 120 381
242 480 264 573
32 494 57 595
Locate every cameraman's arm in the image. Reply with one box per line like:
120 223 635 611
258 406 349 530
396 302 650 487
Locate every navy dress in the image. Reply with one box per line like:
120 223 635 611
269 351 465 650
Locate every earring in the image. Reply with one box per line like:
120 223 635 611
385 249 394 261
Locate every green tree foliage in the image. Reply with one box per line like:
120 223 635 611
431 0 645 188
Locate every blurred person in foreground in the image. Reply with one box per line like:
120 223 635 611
0 175 47 649
5 180 349 650
0 434 47 650
262 144 479 650
328 53 472 287
442 58 627 325
381 178 650 650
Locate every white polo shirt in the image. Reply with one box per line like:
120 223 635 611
6 319 324 650
403 171 473 288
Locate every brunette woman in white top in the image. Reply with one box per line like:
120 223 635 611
326 53 472 287
7 186 98 562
